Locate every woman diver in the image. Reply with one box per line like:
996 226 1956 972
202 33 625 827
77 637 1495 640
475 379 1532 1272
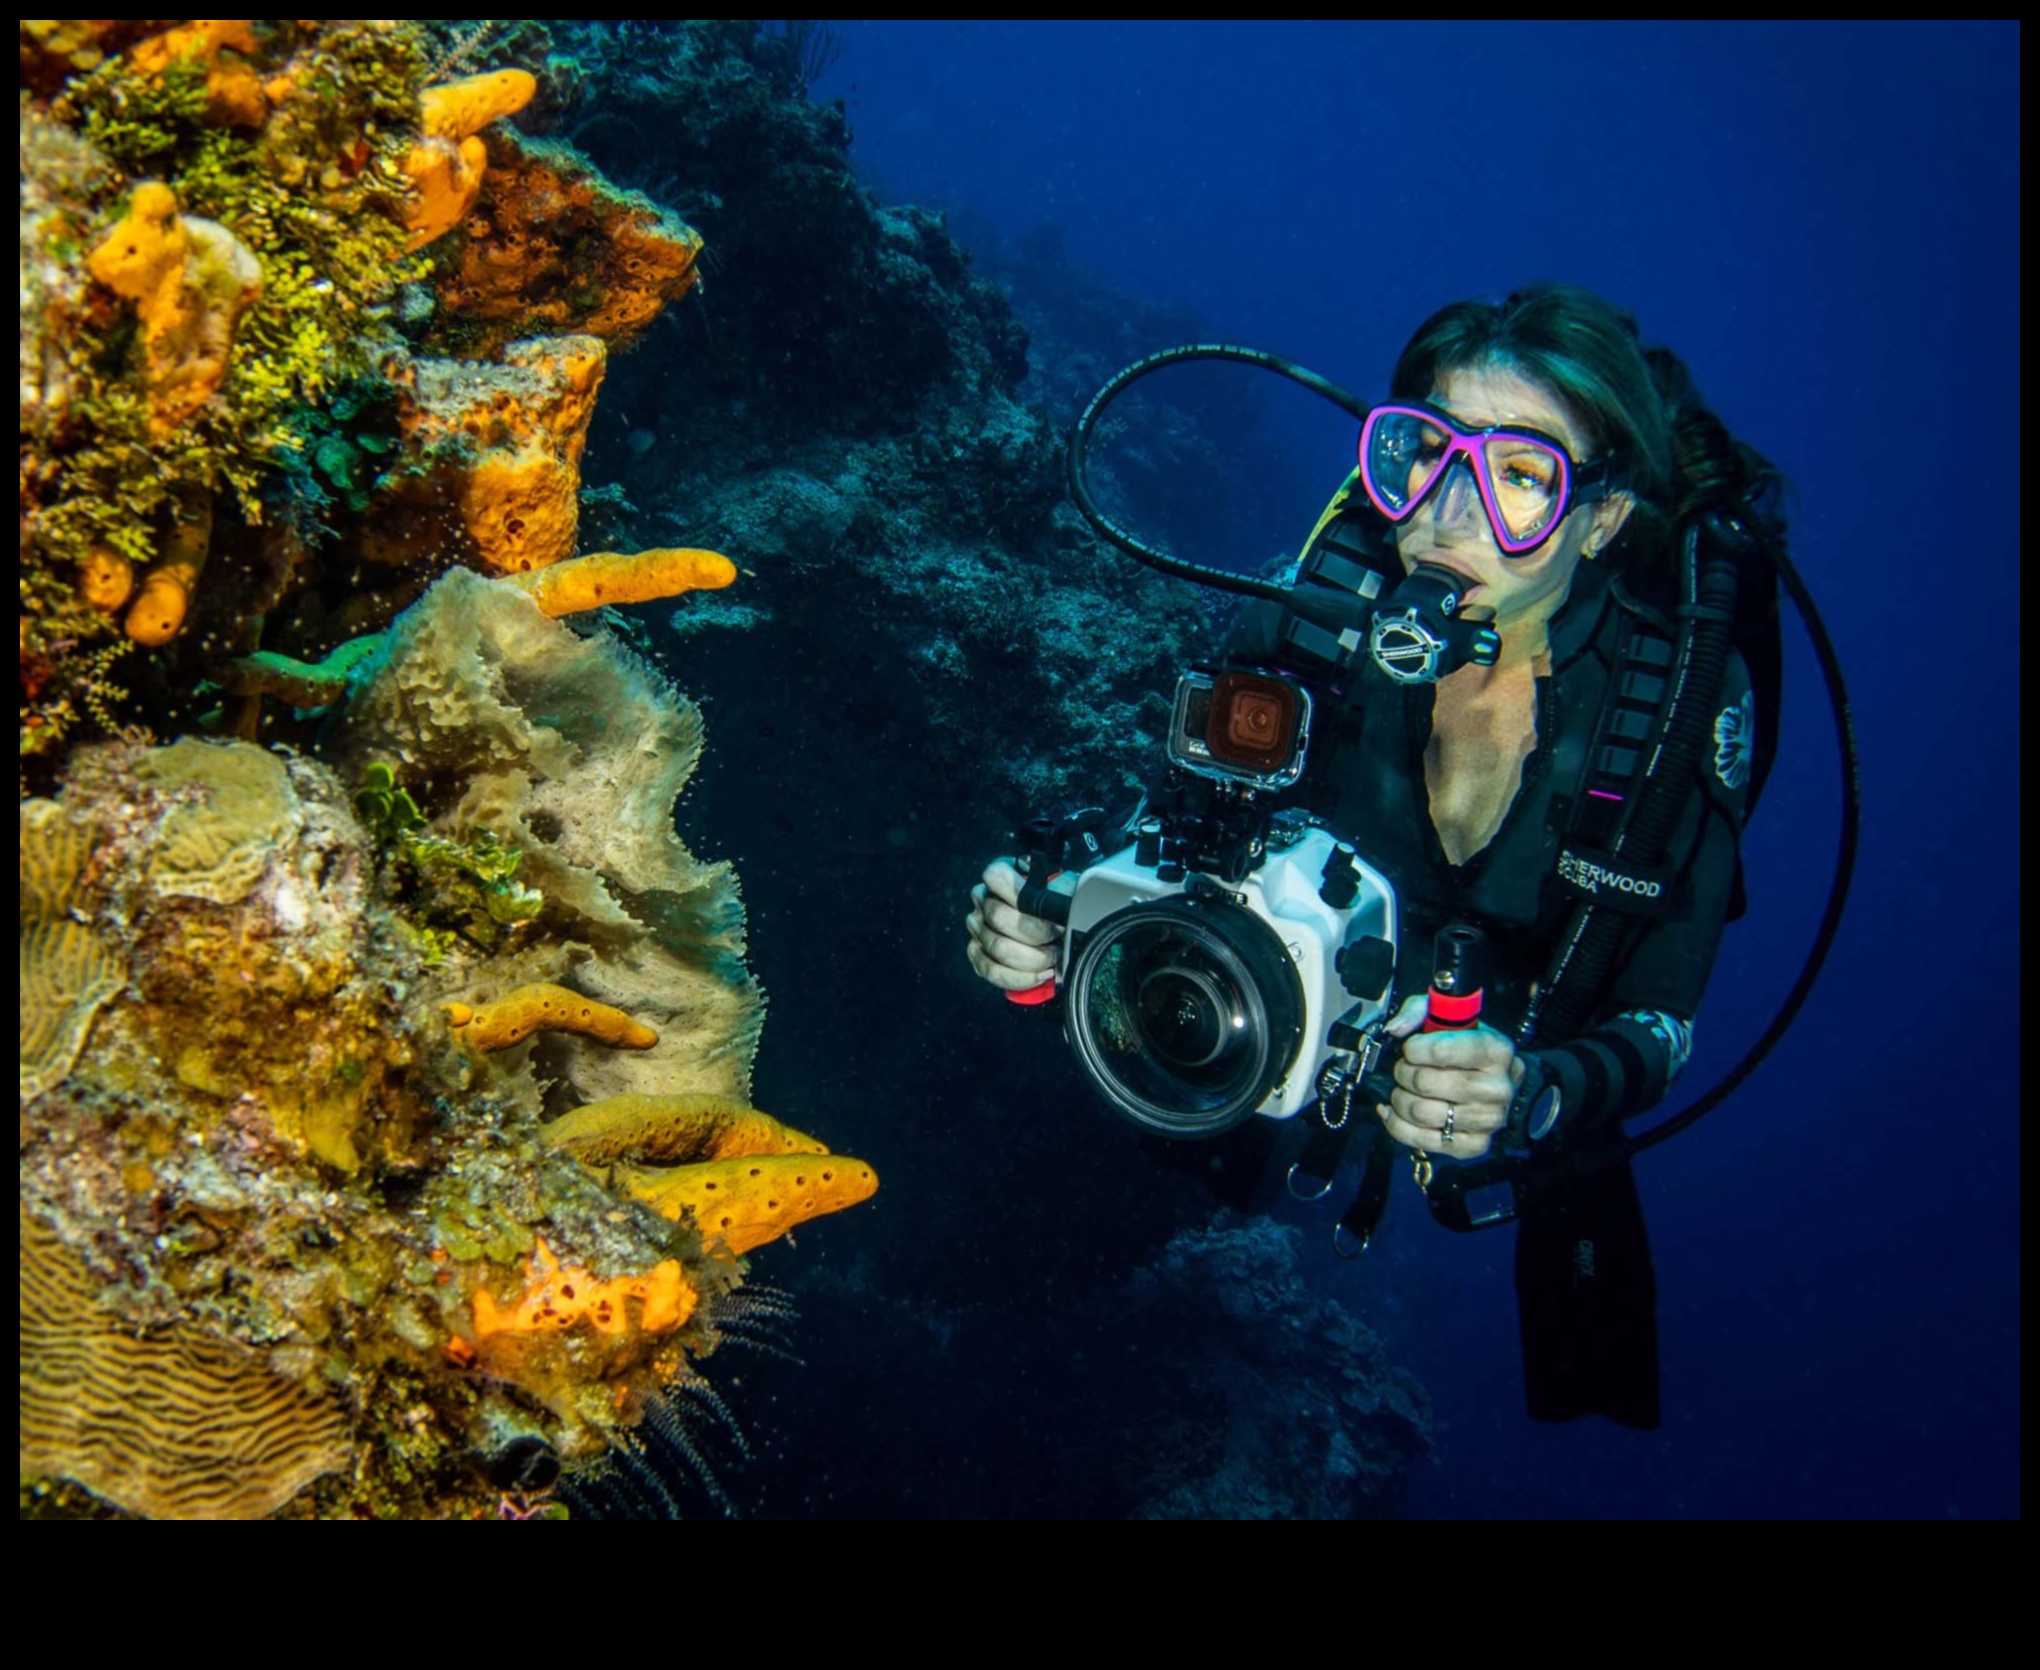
963 284 1792 1429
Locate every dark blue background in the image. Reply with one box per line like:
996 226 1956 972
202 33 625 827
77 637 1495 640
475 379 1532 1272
811 21 2019 1517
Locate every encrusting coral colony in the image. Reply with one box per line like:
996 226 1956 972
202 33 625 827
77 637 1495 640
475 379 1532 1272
19 20 877 1519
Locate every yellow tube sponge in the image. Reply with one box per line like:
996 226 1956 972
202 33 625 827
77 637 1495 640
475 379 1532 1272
421 69 539 142
542 1092 829 1167
400 133 488 251
450 982 659 1053
124 486 213 646
505 548 738 617
78 546 136 614
86 181 186 307
617 1154 879 1257
471 1238 696 1341
402 70 537 249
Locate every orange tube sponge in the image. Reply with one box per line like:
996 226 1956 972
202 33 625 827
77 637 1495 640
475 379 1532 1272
617 1154 879 1257
125 487 213 647
471 1238 696 1340
504 548 738 617
542 1092 829 1167
449 982 658 1052
77 546 136 614
421 70 538 143
403 70 537 249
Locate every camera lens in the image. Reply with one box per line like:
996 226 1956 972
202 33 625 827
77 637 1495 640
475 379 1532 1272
1137 964 1236 1069
1065 898 1305 1139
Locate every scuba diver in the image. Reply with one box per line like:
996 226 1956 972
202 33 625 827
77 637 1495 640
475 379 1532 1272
964 283 1854 1431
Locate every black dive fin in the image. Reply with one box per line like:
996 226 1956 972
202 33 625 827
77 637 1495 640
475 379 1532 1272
1513 1142 1661 1430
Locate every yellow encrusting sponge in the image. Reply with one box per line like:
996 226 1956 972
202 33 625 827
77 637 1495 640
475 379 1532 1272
471 1238 697 1340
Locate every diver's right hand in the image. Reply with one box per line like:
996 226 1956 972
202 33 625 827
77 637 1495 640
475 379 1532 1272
965 859 1062 994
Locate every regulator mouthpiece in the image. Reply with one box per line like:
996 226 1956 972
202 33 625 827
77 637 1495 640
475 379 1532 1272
1367 564 1502 685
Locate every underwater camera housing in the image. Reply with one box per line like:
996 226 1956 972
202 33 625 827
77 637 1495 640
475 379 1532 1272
1022 667 1399 1140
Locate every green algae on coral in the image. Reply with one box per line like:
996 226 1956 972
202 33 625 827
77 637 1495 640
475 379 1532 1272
351 758 543 953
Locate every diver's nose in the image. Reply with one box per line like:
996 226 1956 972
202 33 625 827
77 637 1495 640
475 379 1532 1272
1432 454 1484 532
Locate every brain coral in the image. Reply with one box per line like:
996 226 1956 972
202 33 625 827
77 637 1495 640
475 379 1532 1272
19 799 127 1104
20 1209 352 1520
138 735 298 903
39 737 414 1175
18 726 764 1517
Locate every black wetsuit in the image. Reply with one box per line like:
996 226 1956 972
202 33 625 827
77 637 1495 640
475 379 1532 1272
1230 551 1754 1428
1233 553 1752 1140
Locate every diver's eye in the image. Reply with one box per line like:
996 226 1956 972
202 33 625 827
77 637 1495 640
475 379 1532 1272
1491 446 1560 496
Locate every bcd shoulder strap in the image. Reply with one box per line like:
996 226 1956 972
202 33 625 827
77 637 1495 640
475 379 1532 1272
1550 613 1689 921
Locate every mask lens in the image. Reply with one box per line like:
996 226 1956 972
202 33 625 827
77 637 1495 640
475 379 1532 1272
1480 434 1568 547
1362 409 1450 518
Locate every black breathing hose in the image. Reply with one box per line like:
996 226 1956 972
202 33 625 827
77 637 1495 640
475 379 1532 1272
1630 532 1860 1156
1067 343 1366 604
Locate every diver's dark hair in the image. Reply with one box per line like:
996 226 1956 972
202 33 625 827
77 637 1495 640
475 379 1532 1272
1388 282 1787 574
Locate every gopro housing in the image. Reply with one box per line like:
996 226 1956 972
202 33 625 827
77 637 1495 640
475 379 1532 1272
1167 667 1312 791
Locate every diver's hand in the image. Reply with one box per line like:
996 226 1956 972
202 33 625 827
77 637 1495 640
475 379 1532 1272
1376 993 1525 1162
966 859 1062 993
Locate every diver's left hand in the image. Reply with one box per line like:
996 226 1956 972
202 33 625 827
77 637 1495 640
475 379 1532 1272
1376 993 1524 1162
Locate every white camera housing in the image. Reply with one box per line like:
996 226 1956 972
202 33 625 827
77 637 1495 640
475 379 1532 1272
1059 823 1398 1136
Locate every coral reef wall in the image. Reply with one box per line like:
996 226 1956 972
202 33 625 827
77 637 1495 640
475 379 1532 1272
19 20 872 1521
501 20 1219 819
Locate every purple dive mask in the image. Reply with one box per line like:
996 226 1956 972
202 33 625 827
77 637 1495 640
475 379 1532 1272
1359 400 1617 556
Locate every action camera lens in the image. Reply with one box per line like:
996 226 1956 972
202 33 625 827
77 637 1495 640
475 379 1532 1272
1207 669 1300 774
1225 690 1282 748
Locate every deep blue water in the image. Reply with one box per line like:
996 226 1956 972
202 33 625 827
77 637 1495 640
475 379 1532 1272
787 21 2017 1517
